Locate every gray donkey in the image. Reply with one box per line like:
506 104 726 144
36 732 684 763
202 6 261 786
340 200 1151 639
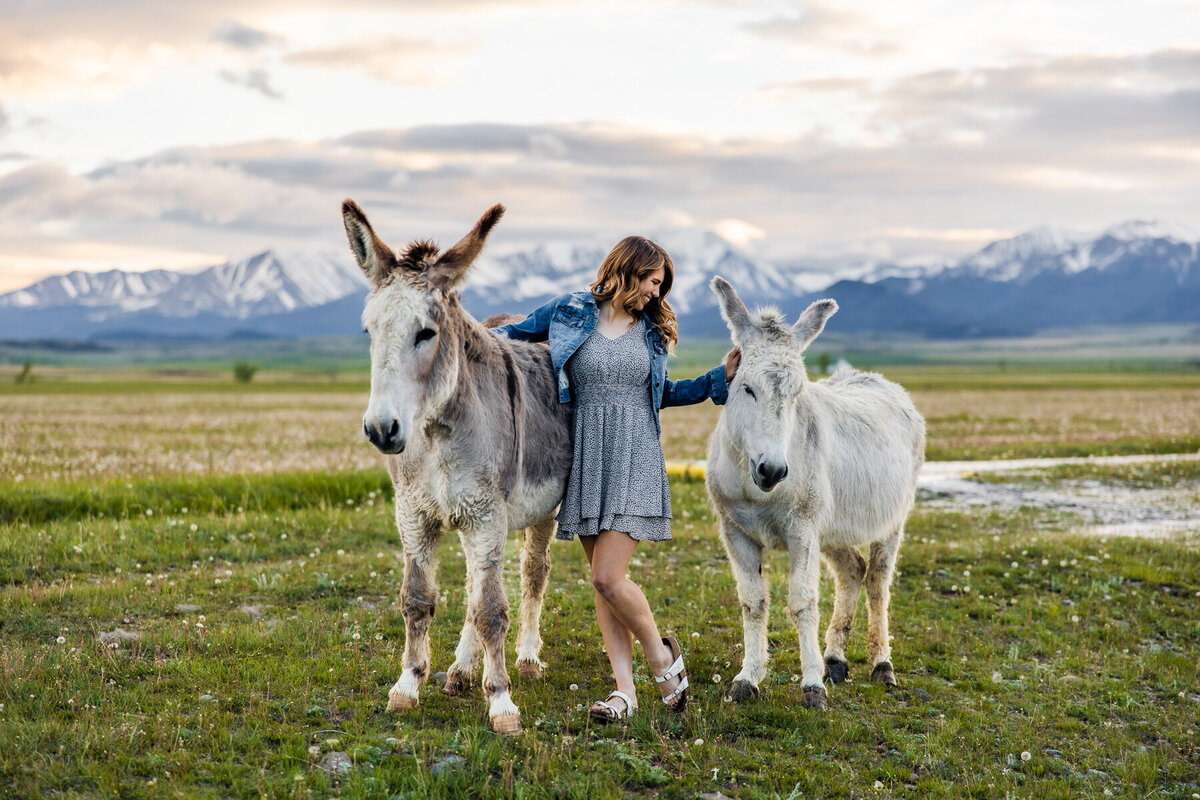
343 200 570 734
705 277 925 711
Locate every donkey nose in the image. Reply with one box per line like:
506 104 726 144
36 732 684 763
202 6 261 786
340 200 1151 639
364 417 406 453
756 461 788 490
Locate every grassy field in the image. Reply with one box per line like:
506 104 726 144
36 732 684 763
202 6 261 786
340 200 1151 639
1 368 1198 798
3 368 1200 484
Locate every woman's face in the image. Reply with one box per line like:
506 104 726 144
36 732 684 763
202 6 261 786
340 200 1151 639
633 266 666 311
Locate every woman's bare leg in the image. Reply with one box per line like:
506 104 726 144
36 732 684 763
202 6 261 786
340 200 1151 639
580 535 636 712
582 530 683 705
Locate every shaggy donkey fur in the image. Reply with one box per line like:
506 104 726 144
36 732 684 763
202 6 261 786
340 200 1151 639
344 200 570 734
705 277 925 711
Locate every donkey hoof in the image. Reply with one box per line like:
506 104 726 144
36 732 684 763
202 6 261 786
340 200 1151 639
729 679 760 703
871 662 897 687
824 658 849 684
801 686 828 711
387 692 419 712
443 671 476 697
490 713 523 735
516 660 543 680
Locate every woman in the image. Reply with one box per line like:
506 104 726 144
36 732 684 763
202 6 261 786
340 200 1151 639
493 236 739 722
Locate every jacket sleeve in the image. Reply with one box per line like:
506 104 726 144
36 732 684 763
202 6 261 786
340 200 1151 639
489 296 559 342
661 363 729 408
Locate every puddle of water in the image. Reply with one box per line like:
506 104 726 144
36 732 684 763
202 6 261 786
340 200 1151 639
917 453 1200 540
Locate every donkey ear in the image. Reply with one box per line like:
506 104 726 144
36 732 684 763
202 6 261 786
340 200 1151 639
792 299 838 350
342 199 396 287
427 204 505 290
710 276 755 345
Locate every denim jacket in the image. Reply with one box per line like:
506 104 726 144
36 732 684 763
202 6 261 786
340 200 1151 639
491 291 728 430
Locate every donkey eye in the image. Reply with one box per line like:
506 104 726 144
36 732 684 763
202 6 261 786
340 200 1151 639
744 385 756 400
414 327 436 346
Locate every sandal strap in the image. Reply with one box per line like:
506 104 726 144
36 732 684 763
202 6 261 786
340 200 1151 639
606 690 634 711
654 653 686 684
661 676 689 705
593 701 619 719
592 690 635 720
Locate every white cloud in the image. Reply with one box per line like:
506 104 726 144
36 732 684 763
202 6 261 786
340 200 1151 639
714 219 766 246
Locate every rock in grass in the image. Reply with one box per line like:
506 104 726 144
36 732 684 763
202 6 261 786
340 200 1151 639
174 604 201 614
238 605 264 620
431 671 448 685
98 629 140 647
320 751 353 775
431 755 465 776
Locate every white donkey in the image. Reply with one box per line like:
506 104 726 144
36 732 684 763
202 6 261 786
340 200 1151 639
705 278 925 710
344 200 571 734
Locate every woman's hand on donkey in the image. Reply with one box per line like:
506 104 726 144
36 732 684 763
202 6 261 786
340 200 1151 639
724 347 742 382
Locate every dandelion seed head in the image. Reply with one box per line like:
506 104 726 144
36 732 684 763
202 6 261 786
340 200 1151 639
1020 751 1031 762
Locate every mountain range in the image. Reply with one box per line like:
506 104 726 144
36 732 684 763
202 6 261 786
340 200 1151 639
1 221 1197 341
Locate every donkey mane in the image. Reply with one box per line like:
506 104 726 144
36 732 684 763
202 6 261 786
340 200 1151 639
749 308 796 345
399 240 440 271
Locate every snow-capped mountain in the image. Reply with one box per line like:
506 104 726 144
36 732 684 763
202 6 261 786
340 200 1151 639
461 228 797 326
0 268 185 311
0 250 367 320
1 220 1197 341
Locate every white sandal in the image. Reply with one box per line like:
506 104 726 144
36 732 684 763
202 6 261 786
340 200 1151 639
589 690 636 723
655 636 690 712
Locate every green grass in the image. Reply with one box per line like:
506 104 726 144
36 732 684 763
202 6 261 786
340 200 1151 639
925 435 1200 463
2 474 1197 798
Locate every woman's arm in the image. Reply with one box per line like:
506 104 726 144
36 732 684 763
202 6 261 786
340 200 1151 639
489 296 560 342
661 348 740 408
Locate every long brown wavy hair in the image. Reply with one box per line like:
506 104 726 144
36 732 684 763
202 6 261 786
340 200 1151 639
589 235 679 351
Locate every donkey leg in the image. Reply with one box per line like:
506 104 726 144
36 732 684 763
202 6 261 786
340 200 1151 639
865 529 903 687
785 530 827 710
388 507 441 712
821 546 866 684
515 517 555 679
445 530 481 697
721 521 769 702
465 516 520 734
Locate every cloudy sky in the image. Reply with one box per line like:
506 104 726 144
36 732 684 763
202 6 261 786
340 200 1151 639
1 0 1198 292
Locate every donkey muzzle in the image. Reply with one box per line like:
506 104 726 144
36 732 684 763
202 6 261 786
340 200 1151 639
364 417 407 454
752 459 788 492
